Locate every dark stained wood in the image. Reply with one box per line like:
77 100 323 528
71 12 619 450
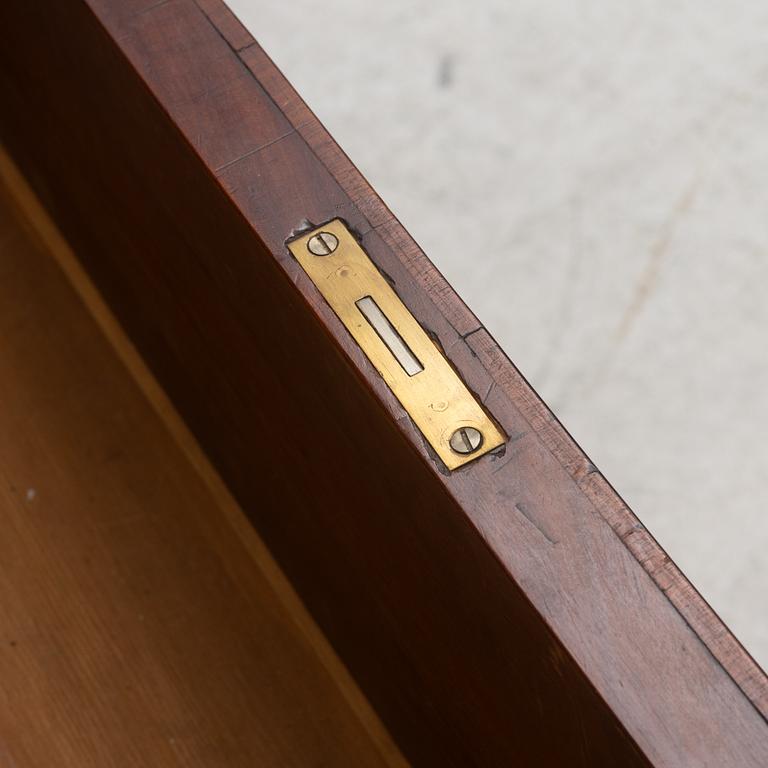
0 0 766 766
0 170 403 767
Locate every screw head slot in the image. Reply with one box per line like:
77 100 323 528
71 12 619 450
307 232 339 256
449 426 483 455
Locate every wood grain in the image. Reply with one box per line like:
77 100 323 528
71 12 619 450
0 170 404 766
0 0 766 765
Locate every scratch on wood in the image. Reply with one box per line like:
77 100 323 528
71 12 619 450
134 0 172 19
515 502 558 545
489 432 527 474
214 129 296 173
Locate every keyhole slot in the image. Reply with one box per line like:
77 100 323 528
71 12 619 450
356 296 424 377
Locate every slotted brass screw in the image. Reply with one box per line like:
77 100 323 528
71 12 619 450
449 426 483 455
307 232 339 256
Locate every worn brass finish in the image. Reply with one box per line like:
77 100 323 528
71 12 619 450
289 220 505 469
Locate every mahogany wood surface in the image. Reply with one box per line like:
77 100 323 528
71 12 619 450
0 1 766 765
0 173 403 767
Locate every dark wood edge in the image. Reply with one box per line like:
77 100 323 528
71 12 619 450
201 0 768 717
1 0 765 765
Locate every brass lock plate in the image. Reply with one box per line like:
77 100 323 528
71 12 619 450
289 220 505 470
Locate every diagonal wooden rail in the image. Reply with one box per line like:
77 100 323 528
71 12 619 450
1 0 766 765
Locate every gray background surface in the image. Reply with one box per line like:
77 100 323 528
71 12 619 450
230 0 768 667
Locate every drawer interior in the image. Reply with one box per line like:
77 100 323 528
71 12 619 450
0 155 402 767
